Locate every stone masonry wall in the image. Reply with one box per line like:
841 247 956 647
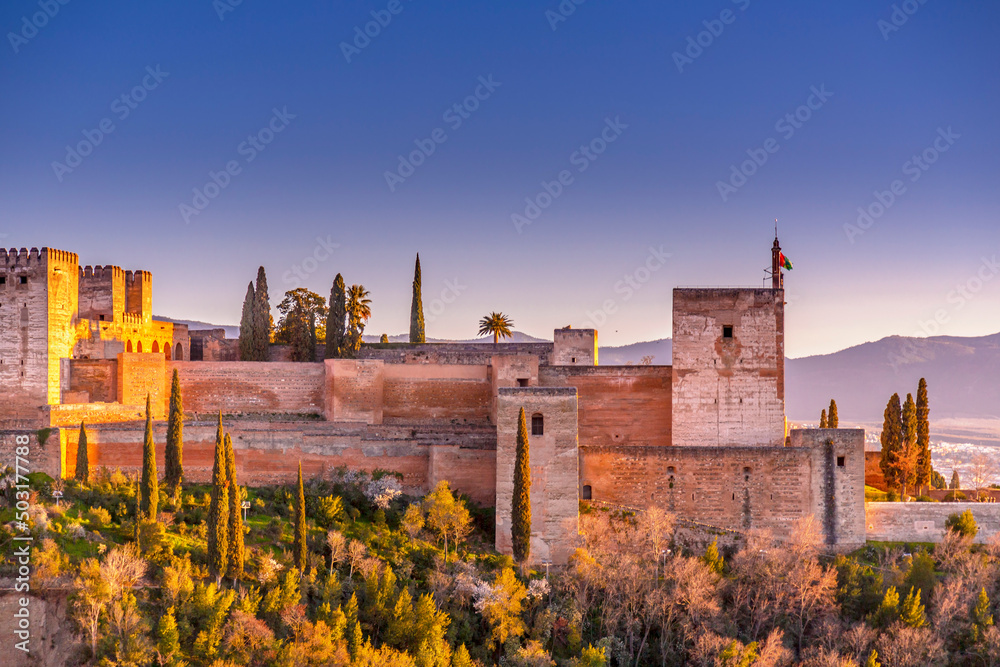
172 361 325 416
382 364 491 424
797 428 866 549
540 365 672 447
0 249 52 424
581 444 813 541
496 387 579 565
0 429 64 480
118 352 166 418
866 502 1000 544
672 288 785 447
68 359 118 403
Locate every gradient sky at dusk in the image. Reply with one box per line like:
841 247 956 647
2 1 998 357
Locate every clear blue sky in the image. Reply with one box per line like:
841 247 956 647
2 0 997 356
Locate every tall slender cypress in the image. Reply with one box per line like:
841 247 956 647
239 282 256 361
880 394 903 491
207 412 229 581
140 394 158 521
224 433 244 582
410 253 425 343
75 421 89 483
511 407 531 564
819 409 828 429
165 369 184 489
325 274 346 359
901 393 918 496
293 461 307 572
915 378 931 493
828 399 839 428
253 267 272 361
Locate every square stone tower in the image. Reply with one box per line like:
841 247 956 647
671 288 785 447
0 247 79 421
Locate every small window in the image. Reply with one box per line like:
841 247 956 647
99 314 105 321
722 325 733 338
571 357 577 363
0 276 5 284
581 485 592 500
531 414 544 436
516 378 528 387
837 456 845 468
19 276 27 285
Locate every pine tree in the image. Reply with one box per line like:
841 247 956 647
239 281 256 360
512 407 531 564
971 587 994 643
165 369 184 490
819 409 828 429
452 644 473 667
865 649 882 667
702 538 724 574
140 394 158 521
294 461 307 572
253 266 272 361
879 394 902 492
75 421 89 483
207 412 229 582
410 253 425 343
225 433 244 582
325 274 347 359
900 587 927 628
873 586 900 628
828 399 839 428
900 393 918 497
951 469 961 490
345 593 362 657
915 378 931 494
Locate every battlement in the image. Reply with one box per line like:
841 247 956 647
1 247 44 268
124 270 152 286
121 313 144 325
80 265 126 281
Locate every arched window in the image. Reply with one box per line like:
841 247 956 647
126 340 133 353
164 344 172 360
152 341 159 353
175 343 183 361
137 341 143 353
531 413 544 436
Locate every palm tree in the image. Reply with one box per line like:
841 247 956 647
345 285 372 354
478 312 514 345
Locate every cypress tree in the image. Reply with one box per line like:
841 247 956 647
950 470 961 490
165 369 184 489
819 409 828 429
380 333 389 344
880 394 902 491
139 394 158 521
293 461 307 572
828 399 839 428
410 253 425 343
225 433 244 582
901 393 918 496
511 407 531 564
915 378 931 494
253 266 272 361
207 412 229 582
239 282 256 361
75 421 89 483
325 274 347 359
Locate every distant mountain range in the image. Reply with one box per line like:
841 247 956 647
157 315 1000 424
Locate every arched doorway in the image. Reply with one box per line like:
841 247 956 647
126 340 133 353
175 343 183 361
137 341 143 353
152 341 159 353
164 344 172 360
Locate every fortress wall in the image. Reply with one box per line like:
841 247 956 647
796 429 866 548
171 361 325 415
382 363 491 423
0 429 63 479
359 342 553 365
866 502 1000 544
68 359 118 403
552 329 598 366
540 365 672 448
48 403 146 427
58 421 497 504
118 352 166 417
0 250 51 422
46 250 80 407
581 444 814 541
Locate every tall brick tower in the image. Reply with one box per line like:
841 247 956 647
671 240 786 447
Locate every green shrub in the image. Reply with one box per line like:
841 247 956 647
945 509 978 538
886 490 900 502
86 507 112 529
914 495 935 502
944 491 967 502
